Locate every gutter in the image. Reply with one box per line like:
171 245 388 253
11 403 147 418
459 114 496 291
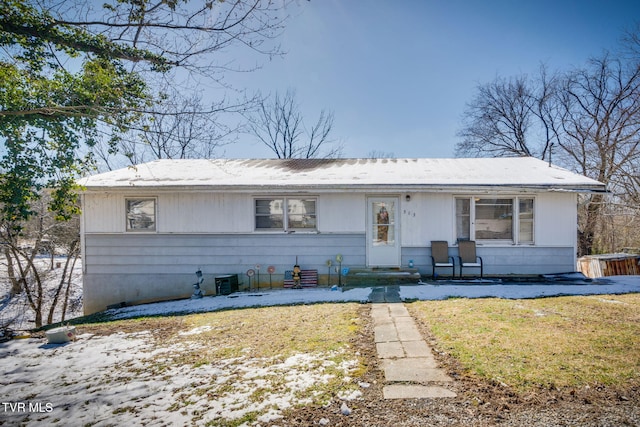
80 183 607 194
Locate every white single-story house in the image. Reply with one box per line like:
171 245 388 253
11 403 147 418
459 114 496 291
79 157 606 314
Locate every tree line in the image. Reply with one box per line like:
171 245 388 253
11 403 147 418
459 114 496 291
456 29 640 256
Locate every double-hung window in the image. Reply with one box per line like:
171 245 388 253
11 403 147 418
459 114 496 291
255 198 317 231
126 198 156 231
455 197 534 244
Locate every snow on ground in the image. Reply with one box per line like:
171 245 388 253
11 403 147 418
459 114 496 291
1 270 639 426
0 330 363 426
402 275 640 301
108 275 640 320
0 257 83 333
110 287 372 320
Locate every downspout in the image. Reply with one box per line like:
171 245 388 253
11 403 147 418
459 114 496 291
572 192 578 271
80 193 86 275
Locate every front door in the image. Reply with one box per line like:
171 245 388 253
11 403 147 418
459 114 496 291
367 197 400 267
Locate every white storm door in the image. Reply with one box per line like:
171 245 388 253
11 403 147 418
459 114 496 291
367 197 400 267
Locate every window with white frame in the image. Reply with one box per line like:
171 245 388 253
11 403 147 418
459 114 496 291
126 198 156 231
255 198 317 231
518 198 534 244
455 197 534 244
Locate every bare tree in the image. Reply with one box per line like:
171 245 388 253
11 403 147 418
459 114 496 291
6 0 296 171
43 0 290 76
457 47 640 255
456 67 561 161
555 53 640 254
248 90 342 159
94 88 256 167
457 75 534 157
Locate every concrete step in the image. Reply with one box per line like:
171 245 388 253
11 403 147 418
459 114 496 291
343 267 422 287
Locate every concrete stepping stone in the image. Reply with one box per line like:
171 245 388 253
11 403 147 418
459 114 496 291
383 384 457 399
383 363 453 383
401 340 433 358
395 324 423 342
387 303 410 317
371 314 393 326
382 357 447 379
376 341 405 359
374 324 398 343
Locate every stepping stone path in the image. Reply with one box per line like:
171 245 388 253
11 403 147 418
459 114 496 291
371 300 457 399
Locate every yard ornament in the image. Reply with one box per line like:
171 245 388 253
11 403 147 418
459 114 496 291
191 269 204 299
292 256 302 289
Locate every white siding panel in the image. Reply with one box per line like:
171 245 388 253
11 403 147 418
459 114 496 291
83 193 122 233
161 193 252 233
401 193 454 247
402 245 575 276
536 192 577 246
318 193 365 232
84 233 366 275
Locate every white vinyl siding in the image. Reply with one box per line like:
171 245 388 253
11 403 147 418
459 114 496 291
83 191 574 249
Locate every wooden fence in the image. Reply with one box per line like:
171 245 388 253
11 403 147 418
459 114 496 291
577 254 640 278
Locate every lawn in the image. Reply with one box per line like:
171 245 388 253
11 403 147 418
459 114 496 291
3 303 367 427
408 294 640 391
6 293 639 426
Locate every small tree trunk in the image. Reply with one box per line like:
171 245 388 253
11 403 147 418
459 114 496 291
61 250 80 322
578 195 603 256
47 240 78 324
5 247 22 296
13 246 45 329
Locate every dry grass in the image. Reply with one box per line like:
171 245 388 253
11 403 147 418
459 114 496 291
81 304 362 357
180 304 363 359
408 294 640 391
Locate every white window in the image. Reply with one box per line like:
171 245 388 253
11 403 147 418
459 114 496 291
518 198 534 244
255 198 317 231
126 198 156 231
455 197 534 244
475 198 513 240
455 198 471 241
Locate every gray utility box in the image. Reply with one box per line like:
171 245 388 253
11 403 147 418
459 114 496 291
215 274 239 295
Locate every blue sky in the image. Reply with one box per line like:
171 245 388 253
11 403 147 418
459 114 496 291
220 1 640 159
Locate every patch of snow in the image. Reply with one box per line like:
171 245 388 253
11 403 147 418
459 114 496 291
337 389 363 401
177 325 213 336
109 287 372 320
401 276 640 301
597 298 627 304
340 402 352 415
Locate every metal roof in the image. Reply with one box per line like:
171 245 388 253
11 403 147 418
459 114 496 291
80 157 607 192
